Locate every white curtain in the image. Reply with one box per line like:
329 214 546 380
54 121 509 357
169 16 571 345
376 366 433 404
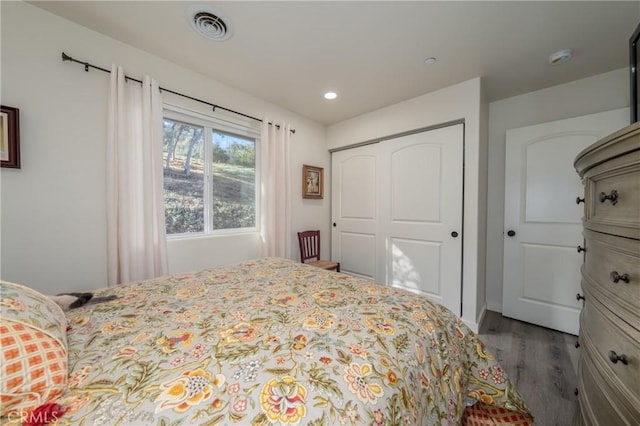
106 65 168 285
260 120 291 258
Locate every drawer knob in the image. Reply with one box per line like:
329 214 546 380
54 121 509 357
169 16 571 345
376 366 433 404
610 271 630 284
608 350 628 365
598 190 618 205
576 293 585 301
577 245 586 253
576 197 585 204
575 341 580 348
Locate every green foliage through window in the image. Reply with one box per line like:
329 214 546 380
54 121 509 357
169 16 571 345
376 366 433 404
162 117 257 235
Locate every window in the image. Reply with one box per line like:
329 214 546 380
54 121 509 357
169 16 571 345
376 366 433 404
162 108 259 236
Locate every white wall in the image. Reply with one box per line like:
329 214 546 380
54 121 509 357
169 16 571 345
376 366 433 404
486 69 629 312
0 1 330 294
327 78 487 331
477 78 490 322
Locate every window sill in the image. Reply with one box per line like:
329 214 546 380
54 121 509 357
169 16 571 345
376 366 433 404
166 229 259 242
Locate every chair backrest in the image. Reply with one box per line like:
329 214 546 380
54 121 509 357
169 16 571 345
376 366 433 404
297 230 321 263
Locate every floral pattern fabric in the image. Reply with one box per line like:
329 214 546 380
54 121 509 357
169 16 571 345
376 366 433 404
41 258 531 425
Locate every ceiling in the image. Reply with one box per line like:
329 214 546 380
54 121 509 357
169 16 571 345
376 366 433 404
30 1 640 125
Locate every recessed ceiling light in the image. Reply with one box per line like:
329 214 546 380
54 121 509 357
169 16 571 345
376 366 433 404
548 49 572 65
324 92 338 100
424 57 437 65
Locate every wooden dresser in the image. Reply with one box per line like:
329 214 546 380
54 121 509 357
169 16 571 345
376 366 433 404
574 122 640 425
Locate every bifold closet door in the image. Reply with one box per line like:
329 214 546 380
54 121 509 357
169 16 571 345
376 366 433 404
332 124 463 315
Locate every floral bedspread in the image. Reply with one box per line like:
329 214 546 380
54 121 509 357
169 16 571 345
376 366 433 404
51 258 531 425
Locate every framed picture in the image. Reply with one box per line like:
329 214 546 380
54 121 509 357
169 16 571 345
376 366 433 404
302 164 323 199
1 105 20 169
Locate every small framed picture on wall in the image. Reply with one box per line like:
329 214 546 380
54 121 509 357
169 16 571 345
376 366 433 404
302 164 323 199
1 105 20 169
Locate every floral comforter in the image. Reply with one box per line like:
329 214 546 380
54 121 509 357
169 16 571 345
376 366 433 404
52 258 531 425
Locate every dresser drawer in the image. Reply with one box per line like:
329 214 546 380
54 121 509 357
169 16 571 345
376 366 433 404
583 150 640 239
583 230 640 327
580 294 640 401
578 354 640 425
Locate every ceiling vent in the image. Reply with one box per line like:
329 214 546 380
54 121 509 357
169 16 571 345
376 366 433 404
188 5 232 41
548 49 572 65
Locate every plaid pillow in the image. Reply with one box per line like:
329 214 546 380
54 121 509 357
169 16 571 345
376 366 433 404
463 402 533 426
0 281 68 417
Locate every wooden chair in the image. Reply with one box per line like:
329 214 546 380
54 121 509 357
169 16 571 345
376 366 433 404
297 230 340 272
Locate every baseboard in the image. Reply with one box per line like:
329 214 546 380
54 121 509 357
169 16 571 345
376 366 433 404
476 304 487 331
462 304 486 334
486 300 502 313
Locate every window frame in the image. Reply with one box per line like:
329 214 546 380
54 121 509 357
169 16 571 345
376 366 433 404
163 104 261 239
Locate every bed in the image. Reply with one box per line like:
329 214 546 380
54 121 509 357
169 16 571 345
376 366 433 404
1 257 532 425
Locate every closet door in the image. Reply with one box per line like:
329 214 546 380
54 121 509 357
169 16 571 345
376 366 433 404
379 124 463 315
331 124 464 315
331 144 379 280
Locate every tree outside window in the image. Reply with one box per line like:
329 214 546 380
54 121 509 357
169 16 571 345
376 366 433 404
162 116 257 236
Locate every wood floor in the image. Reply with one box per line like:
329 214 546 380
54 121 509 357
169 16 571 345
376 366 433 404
477 311 580 426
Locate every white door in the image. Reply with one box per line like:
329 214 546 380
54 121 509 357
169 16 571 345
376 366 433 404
331 144 379 280
378 125 463 315
502 109 628 335
332 124 464 315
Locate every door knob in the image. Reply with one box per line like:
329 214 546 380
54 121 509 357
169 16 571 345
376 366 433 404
577 246 586 253
576 293 585 301
333 222 336 227
451 231 459 238
507 230 516 237
576 197 585 204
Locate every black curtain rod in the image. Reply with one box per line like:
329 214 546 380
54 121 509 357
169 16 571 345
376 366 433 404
61 52 295 134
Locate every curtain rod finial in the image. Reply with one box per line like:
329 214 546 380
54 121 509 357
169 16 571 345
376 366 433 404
61 52 72 62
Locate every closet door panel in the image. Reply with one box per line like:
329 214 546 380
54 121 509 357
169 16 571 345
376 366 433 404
331 145 379 279
389 237 441 296
340 155 377 220
390 144 442 222
379 124 463 315
339 232 376 280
